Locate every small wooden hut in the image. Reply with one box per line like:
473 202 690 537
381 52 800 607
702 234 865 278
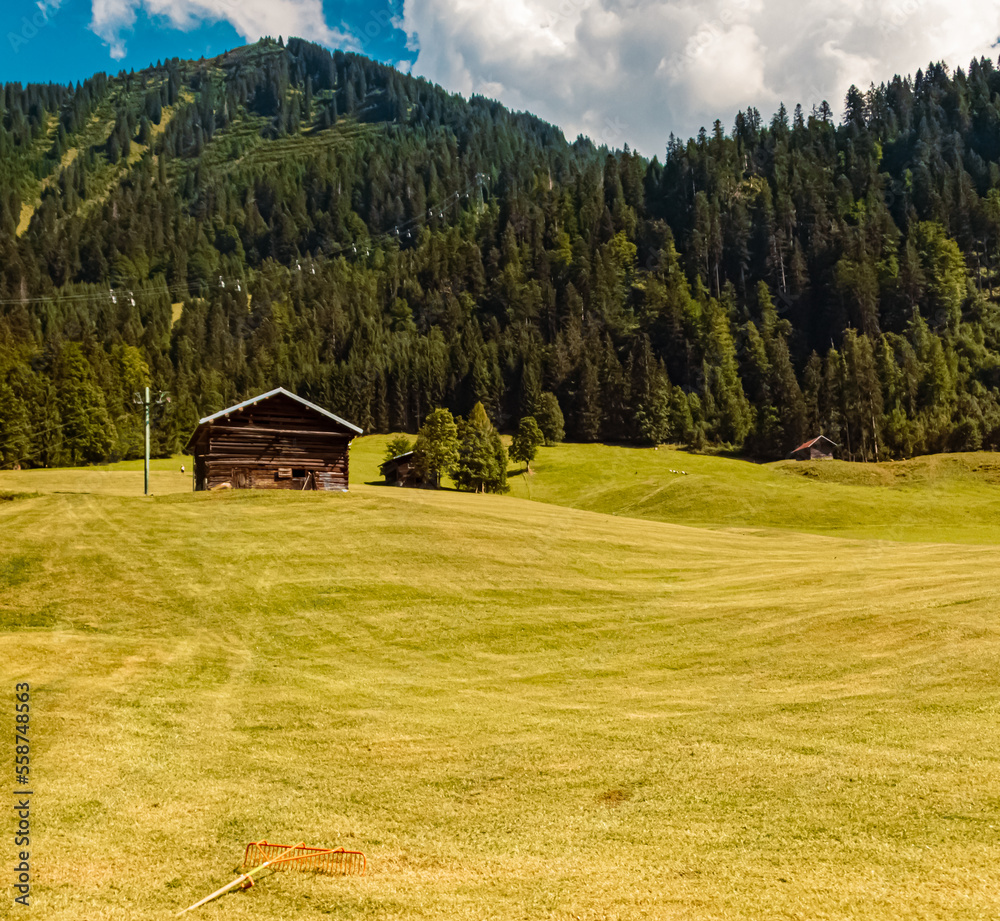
380 451 427 487
184 388 362 491
788 435 837 461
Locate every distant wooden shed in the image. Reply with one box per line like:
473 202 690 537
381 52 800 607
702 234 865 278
379 451 428 487
184 388 362 492
788 435 837 461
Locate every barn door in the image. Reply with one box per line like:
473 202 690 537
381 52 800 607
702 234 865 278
232 467 252 489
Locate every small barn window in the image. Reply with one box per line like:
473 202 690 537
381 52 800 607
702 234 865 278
292 469 307 478
277 467 292 479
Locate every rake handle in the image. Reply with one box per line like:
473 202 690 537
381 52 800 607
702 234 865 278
176 873 253 916
177 842 306 916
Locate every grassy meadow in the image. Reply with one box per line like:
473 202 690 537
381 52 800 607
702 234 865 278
501 442 1000 544
2 442 1000 919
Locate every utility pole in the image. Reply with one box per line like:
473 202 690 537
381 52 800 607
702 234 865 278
134 388 170 495
144 386 150 495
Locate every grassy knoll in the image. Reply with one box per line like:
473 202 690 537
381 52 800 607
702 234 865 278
2 447 1000 919
353 434 1000 544
4 438 1000 544
500 442 1000 544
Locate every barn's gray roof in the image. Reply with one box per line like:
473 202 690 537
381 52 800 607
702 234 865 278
379 451 415 472
198 387 362 434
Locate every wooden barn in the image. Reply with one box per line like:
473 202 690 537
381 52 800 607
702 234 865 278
184 388 362 492
380 451 428 487
788 435 837 461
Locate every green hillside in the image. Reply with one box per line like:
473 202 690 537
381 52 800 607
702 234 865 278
508 444 1000 543
3 464 1000 920
5 43 1000 472
352 435 1000 544
5 438 1000 544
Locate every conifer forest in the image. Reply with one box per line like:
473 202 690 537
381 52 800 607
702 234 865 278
4 37 1000 466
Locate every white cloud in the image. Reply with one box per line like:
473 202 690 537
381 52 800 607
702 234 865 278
89 0 357 62
400 0 1000 155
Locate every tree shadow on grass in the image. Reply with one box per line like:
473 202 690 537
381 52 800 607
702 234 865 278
363 479 461 491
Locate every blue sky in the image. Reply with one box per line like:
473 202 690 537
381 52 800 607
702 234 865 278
1 0 409 85
3 0 999 155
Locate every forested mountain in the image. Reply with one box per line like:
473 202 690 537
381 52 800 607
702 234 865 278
3 38 1000 467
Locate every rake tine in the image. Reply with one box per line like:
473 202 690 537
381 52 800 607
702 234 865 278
239 840 368 878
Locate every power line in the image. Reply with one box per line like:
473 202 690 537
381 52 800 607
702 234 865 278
0 172 491 308
0 434 65 470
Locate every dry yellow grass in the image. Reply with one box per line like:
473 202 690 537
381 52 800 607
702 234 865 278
16 200 36 236
2 447 1000 919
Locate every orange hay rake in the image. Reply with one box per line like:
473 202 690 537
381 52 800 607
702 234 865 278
177 840 366 915
242 840 367 877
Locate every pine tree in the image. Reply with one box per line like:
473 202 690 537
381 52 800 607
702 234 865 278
533 392 564 445
452 402 508 493
0 379 30 466
510 416 544 472
54 343 114 464
703 298 752 447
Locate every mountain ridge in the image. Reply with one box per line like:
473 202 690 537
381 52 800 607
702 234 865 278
2 40 1000 467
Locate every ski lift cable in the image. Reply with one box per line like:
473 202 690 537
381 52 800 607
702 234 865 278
1 172 491 306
